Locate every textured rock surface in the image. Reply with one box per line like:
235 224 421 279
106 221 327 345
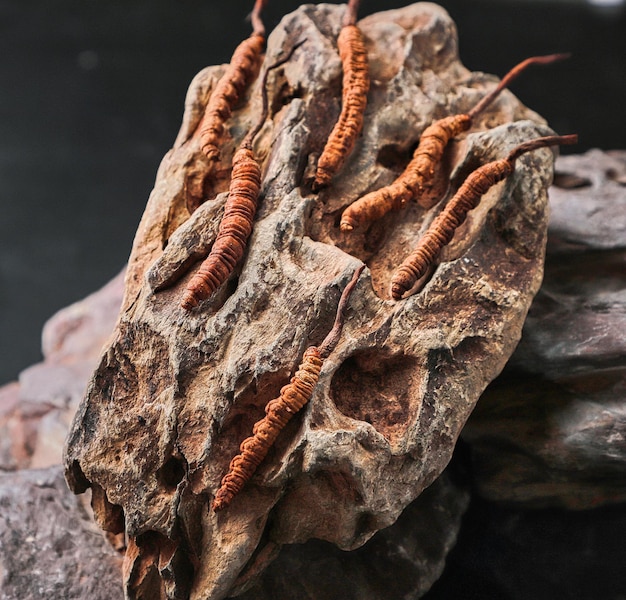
236 469 470 600
0 466 123 600
63 3 554 599
463 149 626 508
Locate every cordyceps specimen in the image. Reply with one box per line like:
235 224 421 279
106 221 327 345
390 133 578 300
312 0 370 190
181 43 303 310
198 0 267 163
212 264 365 511
340 53 569 232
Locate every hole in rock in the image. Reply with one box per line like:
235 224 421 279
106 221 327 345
66 459 91 494
329 349 424 448
157 456 187 490
376 142 416 171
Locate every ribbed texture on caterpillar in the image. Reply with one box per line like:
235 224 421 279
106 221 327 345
340 114 471 231
198 34 265 163
313 24 369 190
340 53 569 231
182 146 261 309
390 133 578 300
212 347 323 511
390 158 512 299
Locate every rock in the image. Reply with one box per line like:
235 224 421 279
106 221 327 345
0 466 123 600
0 272 124 471
236 469 470 600
462 149 626 508
64 3 554 599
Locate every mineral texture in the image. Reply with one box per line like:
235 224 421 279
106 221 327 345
63 3 556 598
462 149 626 508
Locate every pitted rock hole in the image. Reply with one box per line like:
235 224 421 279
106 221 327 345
157 456 187 490
329 350 424 448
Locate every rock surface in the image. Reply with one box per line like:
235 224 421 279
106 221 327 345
63 3 554 599
463 149 626 509
0 466 123 600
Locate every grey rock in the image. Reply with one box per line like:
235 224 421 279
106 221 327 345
0 466 123 600
463 149 626 508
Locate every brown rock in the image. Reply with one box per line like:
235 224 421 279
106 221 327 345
463 149 626 508
64 3 555 598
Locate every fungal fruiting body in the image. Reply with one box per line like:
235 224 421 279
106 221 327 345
313 0 369 190
212 264 365 511
198 0 268 163
339 53 569 232
181 43 303 310
340 114 471 231
390 134 578 300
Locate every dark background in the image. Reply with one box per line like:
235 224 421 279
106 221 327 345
0 0 624 385
1 2 624 598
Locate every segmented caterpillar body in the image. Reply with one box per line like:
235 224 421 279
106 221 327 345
340 54 569 231
313 1 369 190
182 145 262 309
198 0 268 162
340 114 470 230
212 265 364 511
182 42 303 310
390 134 578 300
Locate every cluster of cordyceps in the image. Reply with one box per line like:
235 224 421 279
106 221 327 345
155 0 576 512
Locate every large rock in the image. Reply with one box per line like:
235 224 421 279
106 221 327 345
0 466 123 600
462 149 626 508
63 3 554 599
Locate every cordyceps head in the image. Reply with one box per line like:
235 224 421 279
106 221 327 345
343 0 362 27
250 0 268 37
467 53 570 122
505 133 578 164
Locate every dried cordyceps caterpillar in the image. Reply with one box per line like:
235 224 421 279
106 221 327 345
212 264 365 511
181 43 304 310
312 0 370 190
390 133 578 300
340 53 569 232
198 0 267 163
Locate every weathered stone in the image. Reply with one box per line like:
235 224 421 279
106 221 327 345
236 469 470 600
463 150 626 508
0 466 123 600
64 3 554 598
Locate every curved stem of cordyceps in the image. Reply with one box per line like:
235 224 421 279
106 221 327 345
467 53 570 121
318 264 364 359
250 0 267 37
506 133 578 163
241 39 306 150
342 0 362 27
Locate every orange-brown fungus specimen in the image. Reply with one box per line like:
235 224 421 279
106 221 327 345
182 43 302 310
198 0 267 163
212 264 365 511
313 0 369 190
340 53 569 231
390 133 578 300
